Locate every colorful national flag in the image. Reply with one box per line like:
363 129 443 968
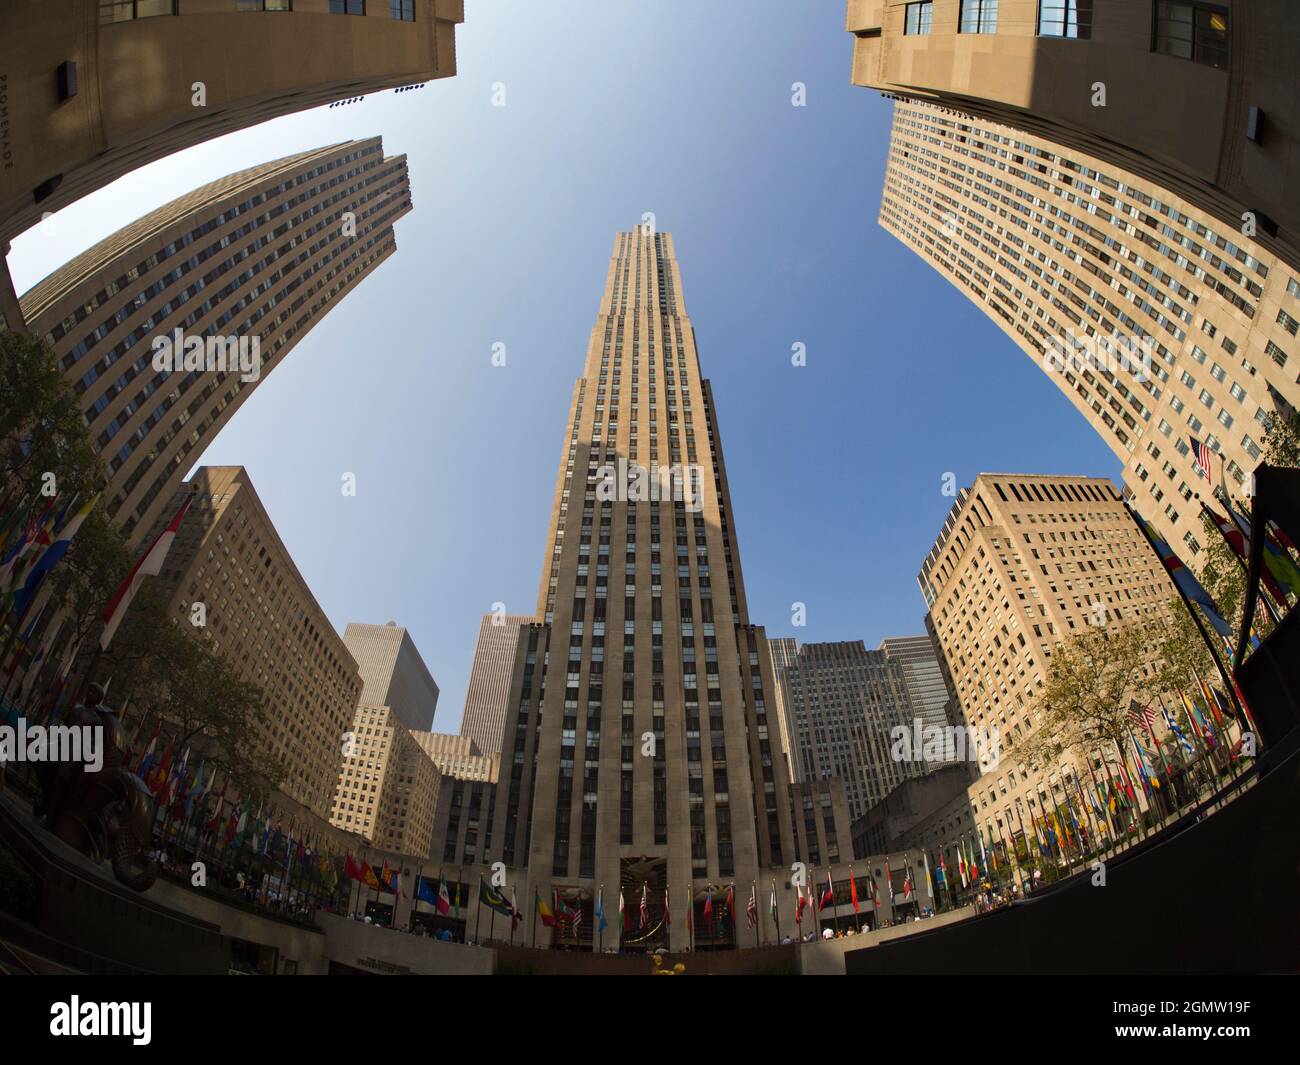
99 492 195 648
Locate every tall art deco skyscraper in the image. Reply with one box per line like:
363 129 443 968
494 227 797 950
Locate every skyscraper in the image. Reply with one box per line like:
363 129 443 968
0 0 463 248
915 473 1177 856
880 634 962 768
493 226 799 949
777 640 920 821
765 636 801 780
459 612 533 756
878 99 1300 559
846 0 1300 270
343 622 440 733
19 139 413 545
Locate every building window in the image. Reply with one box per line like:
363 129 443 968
1154 2 1229 69
238 0 292 9
1037 0 1091 38
959 0 999 34
904 1 933 35
390 0 415 19
330 0 366 13
99 0 176 22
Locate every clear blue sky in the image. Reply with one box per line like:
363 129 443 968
9 1 1119 732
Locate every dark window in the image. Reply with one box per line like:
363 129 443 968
1154 2 1228 69
390 0 415 19
238 0 292 9
1037 0 1091 38
330 0 366 14
99 0 176 23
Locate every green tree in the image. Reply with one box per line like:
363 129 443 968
1262 404 1300 469
106 588 285 796
1016 617 1158 775
1 330 105 506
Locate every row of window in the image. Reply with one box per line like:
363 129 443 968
901 0 1229 70
101 1 417 23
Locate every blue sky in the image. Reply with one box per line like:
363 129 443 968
9 1 1119 731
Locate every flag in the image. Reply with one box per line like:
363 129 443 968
746 885 757 929
639 884 649 930
595 888 607 933
850 868 860 914
1189 436 1213 484
885 859 895 902
99 492 195 648
478 879 520 924
417 876 439 906
619 887 629 932
819 869 834 911
8 493 100 619
769 882 778 924
437 876 451 915
1136 512 1233 638
726 884 735 931
903 866 914 901
663 886 671 926
535 887 556 927
924 852 935 898
937 849 947 888
794 881 806 924
705 888 715 930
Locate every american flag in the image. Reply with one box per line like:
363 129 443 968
746 885 757 928
571 900 582 934
639 884 649 929
1127 701 1157 731
1190 437 1214 485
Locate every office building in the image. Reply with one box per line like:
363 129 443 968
18 140 412 545
917 473 1177 857
343 622 440 732
491 226 802 950
0 0 462 249
331 703 441 857
878 99 1300 557
847 0 1300 270
149 466 362 820
777 641 921 820
459 612 532 756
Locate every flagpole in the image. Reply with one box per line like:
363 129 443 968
1124 500 1249 727
474 878 483 944
751 881 758 948
598 884 603 954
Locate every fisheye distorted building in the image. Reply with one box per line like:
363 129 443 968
0 0 462 247
846 0 1300 271
878 99 1300 560
490 226 820 949
914 473 1179 857
18 140 412 546
148 465 363 820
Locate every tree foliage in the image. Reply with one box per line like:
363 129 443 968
1016 618 1159 773
1 330 105 505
